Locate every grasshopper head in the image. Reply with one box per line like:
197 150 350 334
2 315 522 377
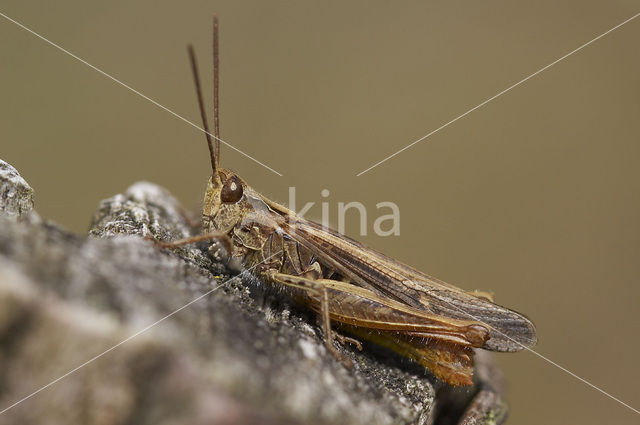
202 168 279 255
202 168 250 232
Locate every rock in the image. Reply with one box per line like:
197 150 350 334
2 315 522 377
0 160 34 217
0 159 507 425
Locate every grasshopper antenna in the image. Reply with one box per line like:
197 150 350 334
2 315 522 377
212 15 220 169
188 44 217 174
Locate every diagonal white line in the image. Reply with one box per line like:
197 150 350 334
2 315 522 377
343 229 640 414
427 291 640 415
0 250 282 416
0 11 283 177
356 11 640 176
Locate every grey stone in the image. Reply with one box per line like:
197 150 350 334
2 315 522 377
0 159 506 425
0 160 34 217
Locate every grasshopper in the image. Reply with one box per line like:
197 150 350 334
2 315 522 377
156 17 537 386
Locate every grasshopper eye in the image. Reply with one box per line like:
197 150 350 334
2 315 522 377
220 176 243 203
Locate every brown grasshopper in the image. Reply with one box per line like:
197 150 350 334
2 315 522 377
156 17 537 386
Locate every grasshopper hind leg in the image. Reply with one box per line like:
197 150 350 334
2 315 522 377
267 270 356 367
265 270 482 384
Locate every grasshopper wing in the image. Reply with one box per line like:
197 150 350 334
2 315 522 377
280 217 537 352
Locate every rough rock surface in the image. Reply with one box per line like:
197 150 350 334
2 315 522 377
0 160 34 217
0 159 507 425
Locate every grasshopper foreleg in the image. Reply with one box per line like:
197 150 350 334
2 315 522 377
145 231 232 255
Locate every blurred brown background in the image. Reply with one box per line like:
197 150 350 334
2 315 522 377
1 1 639 424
